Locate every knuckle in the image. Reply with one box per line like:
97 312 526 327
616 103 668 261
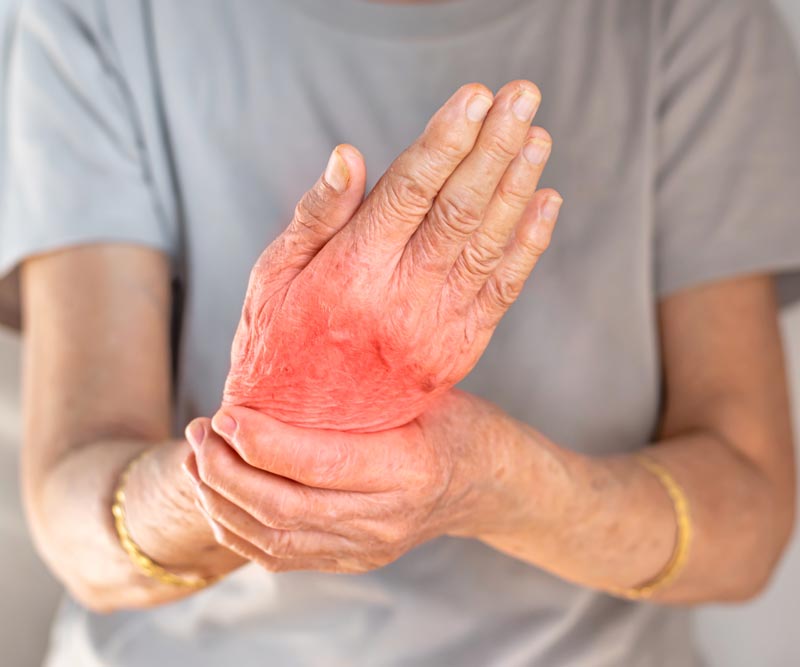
487 275 523 309
312 441 350 486
520 224 553 256
261 529 293 558
375 521 411 547
495 179 531 209
258 491 301 530
292 194 328 235
461 238 500 277
431 192 483 238
382 169 433 218
482 133 519 164
422 130 467 164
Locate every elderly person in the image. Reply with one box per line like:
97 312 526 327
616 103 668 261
2 0 800 665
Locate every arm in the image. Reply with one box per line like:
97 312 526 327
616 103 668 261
21 245 243 612
480 275 796 602
473 274 795 602
186 274 795 603
22 79 559 611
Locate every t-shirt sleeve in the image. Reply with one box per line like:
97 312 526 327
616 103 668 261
0 0 177 319
655 0 800 301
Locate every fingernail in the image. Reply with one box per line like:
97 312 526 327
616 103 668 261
542 195 563 220
213 412 237 438
185 421 206 451
512 90 540 122
324 147 349 193
523 138 551 165
466 94 493 122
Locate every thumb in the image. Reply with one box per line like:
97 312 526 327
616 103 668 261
263 144 366 274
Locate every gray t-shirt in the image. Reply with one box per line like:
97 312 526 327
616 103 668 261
2 0 800 665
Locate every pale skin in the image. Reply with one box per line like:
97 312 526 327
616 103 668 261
21 78 795 614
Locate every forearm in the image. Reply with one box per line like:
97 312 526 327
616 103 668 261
26 438 244 612
472 415 794 604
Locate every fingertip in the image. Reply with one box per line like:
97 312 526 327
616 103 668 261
515 189 561 243
460 81 494 100
526 126 552 144
522 129 553 166
460 83 494 122
334 143 367 194
323 146 351 194
517 189 560 251
333 142 363 165
498 79 542 104
540 189 564 221
211 411 238 440
434 82 494 127
185 419 207 452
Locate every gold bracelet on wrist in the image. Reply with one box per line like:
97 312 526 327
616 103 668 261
112 449 217 589
613 453 693 600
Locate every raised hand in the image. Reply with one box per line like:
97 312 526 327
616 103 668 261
223 81 562 432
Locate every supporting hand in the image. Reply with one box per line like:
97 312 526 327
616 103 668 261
184 392 565 573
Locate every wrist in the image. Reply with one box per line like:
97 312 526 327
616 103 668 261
441 395 579 541
123 439 244 578
466 413 588 554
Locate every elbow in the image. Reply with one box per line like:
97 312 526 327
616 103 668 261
725 490 796 603
66 582 118 615
66 579 171 614
725 568 776 604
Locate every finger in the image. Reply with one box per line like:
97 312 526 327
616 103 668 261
184 418 211 455
446 126 552 303
402 81 542 276
253 144 367 279
354 83 494 248
195 480 359 560
211 405 418 492
473 189 562 328
200 512 343 574
193 426 359 531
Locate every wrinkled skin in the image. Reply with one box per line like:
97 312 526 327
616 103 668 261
185 392 566 574
223 81 561 431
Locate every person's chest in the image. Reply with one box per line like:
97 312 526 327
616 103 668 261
145 0 663 452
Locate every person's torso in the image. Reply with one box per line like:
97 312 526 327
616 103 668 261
46 1 699 665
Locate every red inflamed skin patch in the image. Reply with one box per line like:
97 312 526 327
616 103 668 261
223 226 489 433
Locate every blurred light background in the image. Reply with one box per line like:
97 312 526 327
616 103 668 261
1 2 799 666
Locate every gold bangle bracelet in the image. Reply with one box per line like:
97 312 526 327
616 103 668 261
112 449 217 589
613 453 693 600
